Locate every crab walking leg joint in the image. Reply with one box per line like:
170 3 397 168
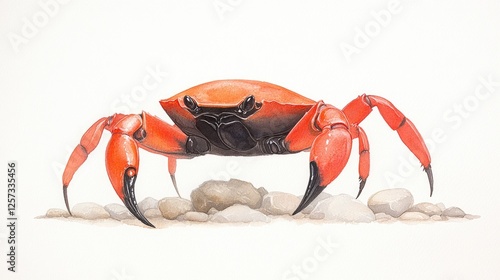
62 80 432 227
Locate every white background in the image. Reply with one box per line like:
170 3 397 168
1 0 499 279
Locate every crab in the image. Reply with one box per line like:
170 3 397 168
62 80 433 227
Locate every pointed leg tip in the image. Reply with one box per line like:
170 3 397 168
424 165 434 197
170 174 182 198
63 185 73 216
356 178 367 199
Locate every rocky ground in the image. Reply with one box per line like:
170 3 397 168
42 179 479 228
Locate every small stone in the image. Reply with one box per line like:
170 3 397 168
367 188 414 218
46 208 70 218
207 207 218 215
72 202 110 220
309 194 375 223
408 202 442 216
261 192 300 215
435 202 446 211
399 212 430 221
257 187 269 197
292 212 305 219
184 211 209 222
104 203 134 220
442 207 466 218
464 214 480 220
191 179 262 213
138 197 158 213
144 208 162 218
210 204 270 223
430 215 442 221
158 197 193 220
299 192 333 214
375 212 393 221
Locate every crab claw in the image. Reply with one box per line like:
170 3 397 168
123 167 155 228
106 131 155 228
291 117 353 215
293 162 326 215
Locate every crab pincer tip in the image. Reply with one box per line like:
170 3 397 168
123 168 156 228
293 162 325 215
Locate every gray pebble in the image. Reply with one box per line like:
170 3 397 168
46 208 70 218
104 203 134 220
210 204 270 223
158 197 193 220
184 211 209 222
399 212 430 221
408 202 442 216
309 194 375 223
191 179 262 213
368 188 414 218
260 192 300 215
442 207 466 218
138 197 159 213
72 202 110 220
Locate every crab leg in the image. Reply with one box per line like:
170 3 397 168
168 157 181 198
62 116 111 215
352 125 370 198
343 94 433 195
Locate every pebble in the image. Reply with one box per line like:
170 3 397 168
138 197 159 213
144 208 163 218
260 192 300 215
435 202 446 212
210 204 270 223
408 202 442 216
72 202 110 220
158 197 193 220
183 211 209 222
309 194 375 223
104 203 134 220
442 207 466 218
207 207 218 215
367 188 414 218
464 214 480 220
430 215 442 221
399 212 430 221
191 179 263 212
375 212 393 222
257 187 269 197
46 208 70 218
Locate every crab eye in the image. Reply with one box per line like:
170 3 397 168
183 95 199 112
239 95 255 114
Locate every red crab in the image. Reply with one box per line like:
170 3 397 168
62 80 432 227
